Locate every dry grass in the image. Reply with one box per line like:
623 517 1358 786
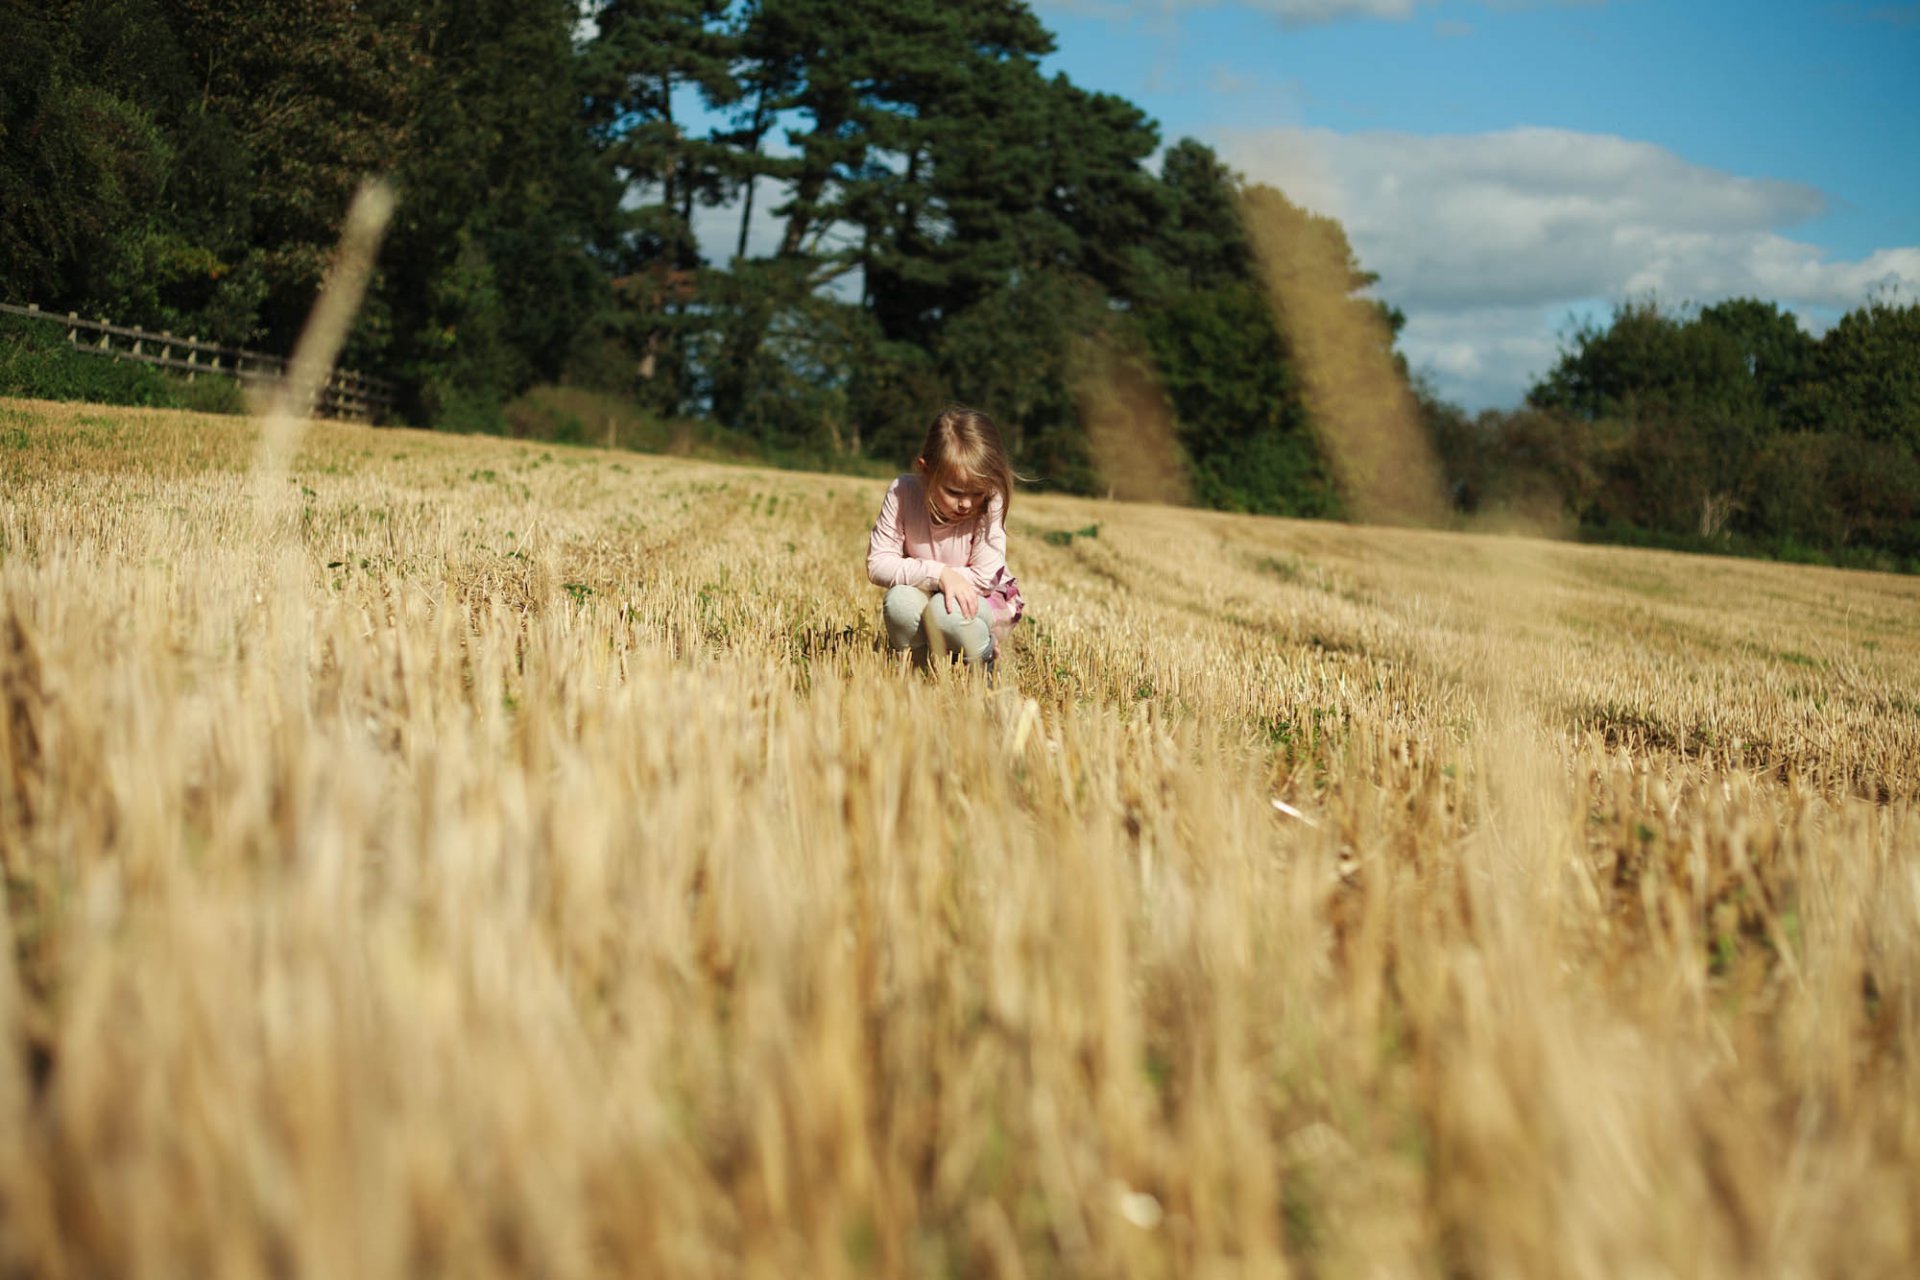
1 394 1917 1278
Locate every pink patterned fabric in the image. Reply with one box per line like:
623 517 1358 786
980 569 1025 646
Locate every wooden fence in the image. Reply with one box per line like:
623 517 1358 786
0 301 396 423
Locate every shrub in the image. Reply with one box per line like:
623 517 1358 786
172 371 248 415
0 314 178 406
503 384 671 450
502 384 752 460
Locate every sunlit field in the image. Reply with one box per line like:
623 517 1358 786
2 396 1917 1278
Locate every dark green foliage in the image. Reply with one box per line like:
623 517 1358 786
931 270 1109 488
1524 300 1773 536
1131 149 1343 517
693 261 878 454
111 0 418 351
573 0 1358 505
1795 297 1920 450
1438 296 1920 567
0 315 243 412
1432 403 1600 526
173 370 248 416
1530 300 1759 423
370 0 616 427
1699 298 1816 420
1144 281 1337 517
0 0 599 427
583 0 739 272
0 317 176 407
0 3 189 322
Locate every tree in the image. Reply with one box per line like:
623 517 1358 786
373 0 615 426
156 0 416 352
1133 141 1336 516
1530 300 1760 423
1698 298 1815 422
581 0 743 412
751 0 1055 277
1798 297 1920 450
608 0 1171 479
1150 139 1252 292
583 0 738 272
0 1 237 333
1142 282 1335 515
933 270 1109 488
1527 300 1778 537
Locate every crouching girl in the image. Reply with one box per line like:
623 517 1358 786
866 406 1024 671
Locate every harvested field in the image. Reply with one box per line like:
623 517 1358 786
2 396 1917 1278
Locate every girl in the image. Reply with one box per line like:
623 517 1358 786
866 406 1025 670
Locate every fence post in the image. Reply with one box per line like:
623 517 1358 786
187 337 198 381
67 311 78 344
97 318 110 354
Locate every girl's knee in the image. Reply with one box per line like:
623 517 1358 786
928 598 991 660
884 585 927 620
882 585 930 648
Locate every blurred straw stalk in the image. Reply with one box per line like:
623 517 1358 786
1242 185 1448 529
1 401 1917 1277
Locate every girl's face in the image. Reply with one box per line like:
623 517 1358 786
921 464 989 522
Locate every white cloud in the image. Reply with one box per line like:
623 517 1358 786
1397 305 1576 410
688 186 869 302
1218 126 1920 407
1207 64 1254 95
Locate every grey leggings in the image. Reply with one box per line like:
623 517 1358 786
882 584 993 664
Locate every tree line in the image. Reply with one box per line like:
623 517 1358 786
1429 296 1920 568
3 0 1914 566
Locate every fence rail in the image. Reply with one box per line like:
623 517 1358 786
0 300 395 422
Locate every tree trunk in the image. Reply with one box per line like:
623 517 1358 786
780 107 841 258
660 71 676 224
736 88 769 261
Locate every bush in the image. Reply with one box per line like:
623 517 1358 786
497 384 898 481
0 314 178 406
172 370 248 415
0 314 248 414
424 380 509 436
501 384 758 461
504 384 678 450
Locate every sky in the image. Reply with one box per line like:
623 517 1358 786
1026 0 1920 408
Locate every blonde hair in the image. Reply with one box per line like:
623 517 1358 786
915 405 1016 523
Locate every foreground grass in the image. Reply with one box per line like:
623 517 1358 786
1 396 1917 1278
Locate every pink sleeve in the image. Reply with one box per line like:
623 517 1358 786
966 495 1009 592
867 479 946 589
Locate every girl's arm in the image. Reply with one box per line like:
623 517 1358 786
867 479 946 590
965 495 1009 592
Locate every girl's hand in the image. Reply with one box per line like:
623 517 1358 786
938 567 980 620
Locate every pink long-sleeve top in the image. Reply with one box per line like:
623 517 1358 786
866 473 1009 593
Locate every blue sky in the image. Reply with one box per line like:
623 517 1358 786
1028 0 1920 407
